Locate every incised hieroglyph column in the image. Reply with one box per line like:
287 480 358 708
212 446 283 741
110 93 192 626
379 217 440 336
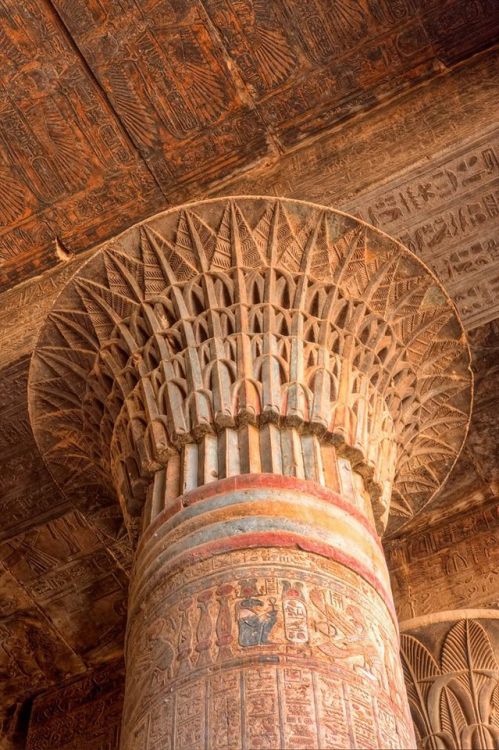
29 197 472 749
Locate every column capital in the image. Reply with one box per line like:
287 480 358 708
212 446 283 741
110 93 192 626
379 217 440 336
400 610 499 749
29 197 472 535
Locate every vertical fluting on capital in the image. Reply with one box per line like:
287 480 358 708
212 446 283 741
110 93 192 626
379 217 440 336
28 197 472 749
29 197 472 537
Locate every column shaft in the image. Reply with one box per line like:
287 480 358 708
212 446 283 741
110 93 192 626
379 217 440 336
121 475 415 749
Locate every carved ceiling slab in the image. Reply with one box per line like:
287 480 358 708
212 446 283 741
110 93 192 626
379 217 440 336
214 56 499 331
0 1 497 725
0 508 129 683
0 0 165 290
0 0 497 292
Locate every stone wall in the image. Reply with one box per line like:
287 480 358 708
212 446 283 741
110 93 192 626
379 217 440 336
26 661 124 750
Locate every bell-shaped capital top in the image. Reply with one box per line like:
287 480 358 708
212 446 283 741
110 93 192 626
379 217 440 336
29 197 472 535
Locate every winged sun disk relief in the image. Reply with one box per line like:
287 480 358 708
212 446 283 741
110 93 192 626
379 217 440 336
29 198 472 536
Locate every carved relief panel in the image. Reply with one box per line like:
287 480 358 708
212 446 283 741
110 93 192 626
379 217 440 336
27 659 125 750
123 547 414 750
0 566 84 710
0 0 163 290
401 613 499 750
51 0 268 187
387 504 499 620
0 510 128 669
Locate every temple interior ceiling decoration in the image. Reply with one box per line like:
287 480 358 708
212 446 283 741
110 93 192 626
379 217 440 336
0 0 497 747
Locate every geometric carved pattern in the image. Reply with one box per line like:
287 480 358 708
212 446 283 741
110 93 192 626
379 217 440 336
29 197 472 534
401 617 499 750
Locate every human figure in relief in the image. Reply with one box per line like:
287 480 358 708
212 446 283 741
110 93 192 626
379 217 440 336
237 596 277 647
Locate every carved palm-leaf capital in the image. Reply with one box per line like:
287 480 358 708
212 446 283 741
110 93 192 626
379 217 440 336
29 197 472 535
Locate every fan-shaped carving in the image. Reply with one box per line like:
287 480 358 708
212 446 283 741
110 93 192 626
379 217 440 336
29 197 471 534
401 617 499 750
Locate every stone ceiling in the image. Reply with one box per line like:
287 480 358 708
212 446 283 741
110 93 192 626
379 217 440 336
0 0 498 736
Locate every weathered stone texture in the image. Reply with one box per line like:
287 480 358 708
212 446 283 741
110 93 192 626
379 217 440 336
387 503 499 621
0 1 497 744
125 539 412 749
0 0 498 316
28 198 472 537
400 613 499 750
26 660 124 750
25 196 475 748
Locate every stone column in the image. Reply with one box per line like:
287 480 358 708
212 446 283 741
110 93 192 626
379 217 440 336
124 470 416 749
29 197 472 749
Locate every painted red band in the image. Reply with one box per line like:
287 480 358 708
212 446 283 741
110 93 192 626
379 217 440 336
140 473 381 557
132 529 397 627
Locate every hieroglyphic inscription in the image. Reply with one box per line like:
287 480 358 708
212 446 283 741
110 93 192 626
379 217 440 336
0 357 68 542
213 120 499 331
0 257 88 369
0 565 85 709
315 673 350 748
386 505 499 620
0 0 496 293
0 511 128 664
0 433 70 542
0 0 164 290
204 0 498 147
350 129 499 329
122 547 414 750
26 659 125 750
0 0 496 733
51 0 268 188
213 50 498 204
423 0 499 64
